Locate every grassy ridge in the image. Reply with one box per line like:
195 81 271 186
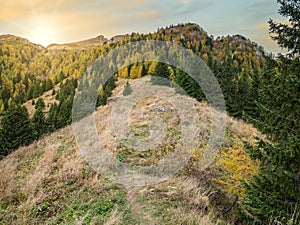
0 78 262 224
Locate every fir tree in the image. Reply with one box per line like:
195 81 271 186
268 0 300 57
47 102 58 132
151 62 170 86
239 1 300 223
174 68 204 101
123 81 133 96
57 97 73 128
33 81 44 98
0 105 34 156
32 107 46 140
35 98 45 110
45 79 53 91
97 75 117 106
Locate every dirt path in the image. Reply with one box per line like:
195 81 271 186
126 187 157 225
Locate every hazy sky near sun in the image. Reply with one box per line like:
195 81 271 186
0 0 285 53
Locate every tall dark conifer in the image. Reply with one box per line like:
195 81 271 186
239 1 300 223
0 105 34 156
32 98 46 139
151 62 170 86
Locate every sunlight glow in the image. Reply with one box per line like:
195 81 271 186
27 21 58 47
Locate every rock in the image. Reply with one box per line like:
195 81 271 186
137 111 146 116
151 106 169 112
106 97 119 105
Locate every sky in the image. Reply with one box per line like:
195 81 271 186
0 0 286 53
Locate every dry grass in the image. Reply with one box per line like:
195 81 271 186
134 175 232 224
0 126 126 224
0 77 265 224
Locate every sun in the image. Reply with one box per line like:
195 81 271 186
28 22 58 47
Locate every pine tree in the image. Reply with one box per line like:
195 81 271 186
96 76 117 106
207 52 213 69
57 71 64 83
47 102 58 132
174 68 204 101
57 97 72 128
35 98 45 110
45 79 53 91
232 71 250 118
215 58 237 115
239 1 300 223
32 107 46 140
0 105 34 156
55 80 77 128
32 98 46 139
33 81 44 98
0 100 4 114
268 0 300 57
242 69 261 120
123 81 133 96
151 62 170 86
26 86 34 101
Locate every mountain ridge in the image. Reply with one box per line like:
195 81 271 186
0 23 265 56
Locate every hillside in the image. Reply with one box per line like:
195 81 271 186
0 23 266 119
48 35 107 51
23 83 60 117
0 20 299 224
0 77 263 224
0 34 44 51
47 34 126 51
0 23 266 114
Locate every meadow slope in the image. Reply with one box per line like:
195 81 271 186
0 78 264 224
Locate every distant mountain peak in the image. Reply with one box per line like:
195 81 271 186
0 34 29 42
47 35 108 51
